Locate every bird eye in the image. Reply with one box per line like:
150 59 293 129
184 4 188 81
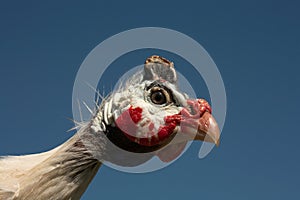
150 90 167 105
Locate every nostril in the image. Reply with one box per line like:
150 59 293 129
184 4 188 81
188 104 197 115
181 101 201 118
184 99 212 118
186 100 199 115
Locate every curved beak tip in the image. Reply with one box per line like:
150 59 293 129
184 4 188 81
205 115 221 146
196 112 221 146
215 138 220 147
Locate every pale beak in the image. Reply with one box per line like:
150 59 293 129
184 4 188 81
178 99 221 146
194 112 220 146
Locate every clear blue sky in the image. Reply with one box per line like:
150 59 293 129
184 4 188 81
0 1 299 199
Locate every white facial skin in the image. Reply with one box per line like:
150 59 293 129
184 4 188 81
109 76 187 146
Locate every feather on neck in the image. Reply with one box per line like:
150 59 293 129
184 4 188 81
0 123 105 200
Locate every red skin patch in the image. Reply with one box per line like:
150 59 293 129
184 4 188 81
115 99 212 147
138 121 178 146
115 106 142 139
115 106 179 146
129 106 143 123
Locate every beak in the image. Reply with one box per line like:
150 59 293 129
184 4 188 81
178 99 221 146
194 112 220 146
156 99 220 163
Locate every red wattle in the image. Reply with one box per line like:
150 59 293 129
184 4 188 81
129 106 143 123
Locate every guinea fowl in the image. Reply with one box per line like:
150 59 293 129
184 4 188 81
0 55 220 200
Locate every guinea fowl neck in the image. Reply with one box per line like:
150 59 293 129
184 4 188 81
15 124 105 200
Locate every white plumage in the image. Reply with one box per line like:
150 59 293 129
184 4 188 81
0 55 220 200
0 130 101 199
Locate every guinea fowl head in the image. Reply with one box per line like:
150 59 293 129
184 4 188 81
95 55 220 163
0 55 221 200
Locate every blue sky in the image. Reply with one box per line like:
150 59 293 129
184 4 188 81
0 0 299 199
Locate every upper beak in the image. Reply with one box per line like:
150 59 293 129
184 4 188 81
178 99 221 146
194 112 220 146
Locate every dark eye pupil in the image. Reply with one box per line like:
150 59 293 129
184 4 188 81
151 91 166 104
